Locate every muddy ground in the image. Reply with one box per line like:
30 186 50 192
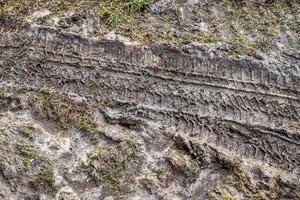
0 0 299 200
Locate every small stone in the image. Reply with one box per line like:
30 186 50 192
103 31 117 41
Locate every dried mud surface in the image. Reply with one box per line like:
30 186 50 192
0 25 299 199
1 0 300 198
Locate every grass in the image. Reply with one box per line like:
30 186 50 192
98 0 149 27
17 140 39 170
125 0 149 13
74 115 97 133
88 137 140 194
36 166 55 189
1 0 298 56
90 169 121 191
205 154 299 200
206 155 255 199
32 87 97 132
17 141 39 159
197 31 217 43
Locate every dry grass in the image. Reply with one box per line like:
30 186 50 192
32 87 97 132
88 137 140 194
1 0 299 55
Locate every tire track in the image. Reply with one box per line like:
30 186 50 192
0 27 299 173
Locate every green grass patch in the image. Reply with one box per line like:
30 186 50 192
98 0 149 27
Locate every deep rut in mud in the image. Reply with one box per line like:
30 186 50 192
1 27 300 175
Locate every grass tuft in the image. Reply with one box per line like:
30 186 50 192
98 0 149 27
36 166 55 188
125 0 149 13
17 141 39 160
17 140 39 170
32 87 98 132
88 137 140 194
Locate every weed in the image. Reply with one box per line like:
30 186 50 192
126 136 137 148
166 148 200 183
252 37 268 50
153 165 166 174
231 46 244 55
16 35 30 46
207 189 218 200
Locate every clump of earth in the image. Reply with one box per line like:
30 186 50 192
0 0 299 199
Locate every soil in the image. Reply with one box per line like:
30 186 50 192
0 0 299 200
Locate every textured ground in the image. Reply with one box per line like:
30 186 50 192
0 0 300 200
